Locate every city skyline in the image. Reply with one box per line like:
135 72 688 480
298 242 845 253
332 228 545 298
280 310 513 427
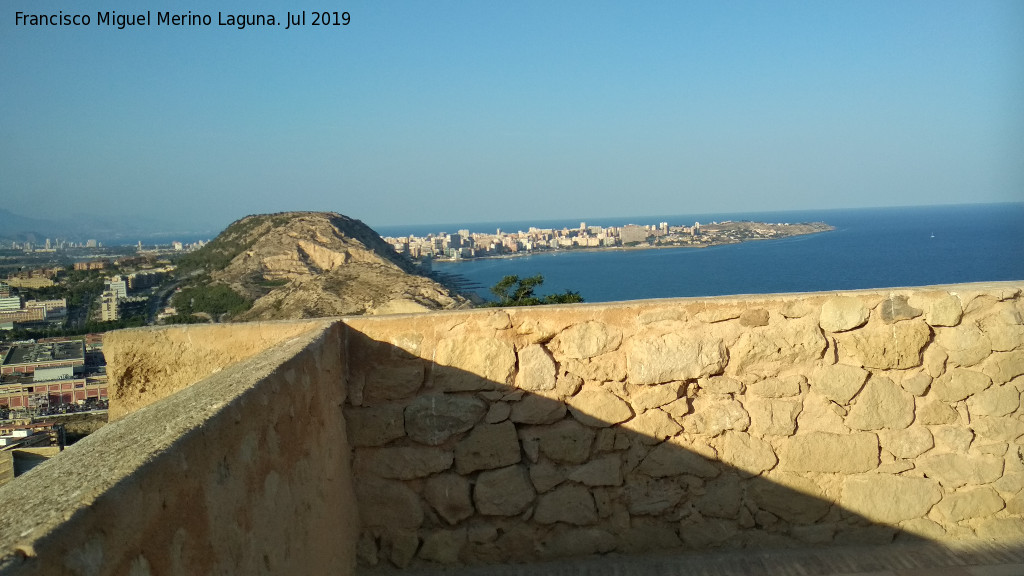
2 1 1022 230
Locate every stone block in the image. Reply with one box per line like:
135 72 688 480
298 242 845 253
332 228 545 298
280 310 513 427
809 363 869 405
932 487 1005 523
967 384 1020 417
684 397 750 436
746 398 801 436
433 335 515 391
797 392 849 434
509 393 566 425
739 308 770 327
404 394 487 446
534 484 598 525
355 479 424 529
418 529 466 565
620 408 681 443
900 372 932 396
778 431 878 474
879 426 933 460
923 345 948 378
730 318 827 376
936 322 992 367
975 518 1024 540
529 459 567 493
846 375 915 431
514 344 556 392
716 431 777 476
554 373 584 397
568 454 623 487
455 421 521 474
662 397 692 420
972 415 1024 443
625 476 686 515
568 387 633 427
423 473 474 525
782 300 816 319
840 474 941 524
747 375 803 398
917 453 1004 488
750 473 830 524
932 367 992 403
563 352 627 383
551 321 622 359
820 296 870 332
932 426 974 453
695 473 743 519
878 295 923 324
630 383 682 411
699 375 744 394
383 530 419 568
474 465 536 516
626 332 728 385
695 307 740 323
637 441 719 478
926 294 963 327
900 518 946 540
916 398 959 425
521 419 596 464
359 354 425 403
979 303 1024 351
836 320 931 370
354 446 453 480
983 351 1024 385
484 402 511 423
345 405 405 447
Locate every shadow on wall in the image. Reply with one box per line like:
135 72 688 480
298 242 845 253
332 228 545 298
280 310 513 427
342 325 1009 571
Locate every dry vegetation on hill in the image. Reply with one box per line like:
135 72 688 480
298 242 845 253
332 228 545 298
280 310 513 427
176 212 468 320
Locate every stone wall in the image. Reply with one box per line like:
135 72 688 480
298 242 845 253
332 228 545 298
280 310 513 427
0 282 1020 574
104 321 320 420
341 282 1024 569
0 320 359 575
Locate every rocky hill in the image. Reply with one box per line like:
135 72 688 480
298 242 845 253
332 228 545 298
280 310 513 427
177 212 467 319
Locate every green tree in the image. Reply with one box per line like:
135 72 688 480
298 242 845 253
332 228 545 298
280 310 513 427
487 274 583 307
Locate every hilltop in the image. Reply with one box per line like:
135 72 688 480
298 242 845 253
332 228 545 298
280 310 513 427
175 212 467 320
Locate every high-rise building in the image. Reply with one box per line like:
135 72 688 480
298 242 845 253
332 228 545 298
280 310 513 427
620 225 650 244
100 291 119 322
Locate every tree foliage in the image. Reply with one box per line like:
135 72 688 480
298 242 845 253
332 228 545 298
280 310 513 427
171 284 252 317
487 274 583 307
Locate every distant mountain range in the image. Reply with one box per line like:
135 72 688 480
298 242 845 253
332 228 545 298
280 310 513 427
0 209 222 245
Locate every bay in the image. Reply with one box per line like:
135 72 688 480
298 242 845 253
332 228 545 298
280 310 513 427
379 203 1024 303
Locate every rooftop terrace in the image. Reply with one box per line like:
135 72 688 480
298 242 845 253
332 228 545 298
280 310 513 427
2 341 85 368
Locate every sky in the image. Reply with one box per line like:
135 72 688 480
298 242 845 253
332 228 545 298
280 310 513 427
2 1 1022 231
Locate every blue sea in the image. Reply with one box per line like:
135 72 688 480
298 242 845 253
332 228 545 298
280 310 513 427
375 203 1024 303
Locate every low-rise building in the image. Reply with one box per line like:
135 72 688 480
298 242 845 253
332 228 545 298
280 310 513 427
0 340 104 410
0 340 85 377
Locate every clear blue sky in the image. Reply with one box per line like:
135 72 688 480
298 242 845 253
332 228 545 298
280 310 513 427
2 1 1022 230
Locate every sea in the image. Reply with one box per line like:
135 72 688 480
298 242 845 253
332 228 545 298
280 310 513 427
374 203 1024 303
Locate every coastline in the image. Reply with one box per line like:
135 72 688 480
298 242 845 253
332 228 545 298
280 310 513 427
427 225 835 264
